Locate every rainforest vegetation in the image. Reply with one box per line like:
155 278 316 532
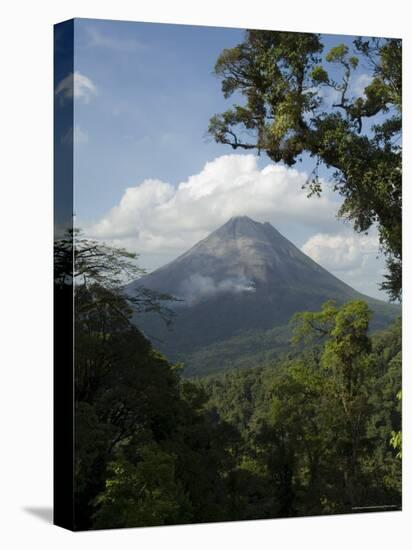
54 229 401 530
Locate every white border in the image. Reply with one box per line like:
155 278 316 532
0 1 409 548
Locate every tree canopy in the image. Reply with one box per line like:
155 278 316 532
208 32 402 300
54 233 401 528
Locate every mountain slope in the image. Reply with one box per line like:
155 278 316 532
128 216 400 375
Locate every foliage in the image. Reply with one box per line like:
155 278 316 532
208 33 402 300
54 228 178 326
201 303 401 515
55 231 238 529
55 233 401 526
93 445 191 528
390 391 402 459
149 296 399 377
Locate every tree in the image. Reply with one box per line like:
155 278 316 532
390 391 402 459
209 32 402 300
54 228 177 326
292 300 375 508
93 445 192 528
55 230 184 528
254 352 326 516
198 303 401 517
55 229 242 529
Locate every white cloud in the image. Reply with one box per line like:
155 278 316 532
55 71 97 103
302 230 385 297
86 26 145 52
316 73 373 108
318 85 341 108
351 73 373 98
82 154 387 298
302 231 379 272
61 125 88 145
85 154 340 257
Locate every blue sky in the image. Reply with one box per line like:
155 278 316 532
59 18 389 299
74 19 249 219
73 19 368 219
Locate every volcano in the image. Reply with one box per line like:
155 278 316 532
128 216 400 376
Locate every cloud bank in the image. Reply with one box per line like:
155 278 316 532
83 154 385 298
302 232 379 272
86 154 339 251
302 230 384 297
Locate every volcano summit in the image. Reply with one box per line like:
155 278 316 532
128 216 399 376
